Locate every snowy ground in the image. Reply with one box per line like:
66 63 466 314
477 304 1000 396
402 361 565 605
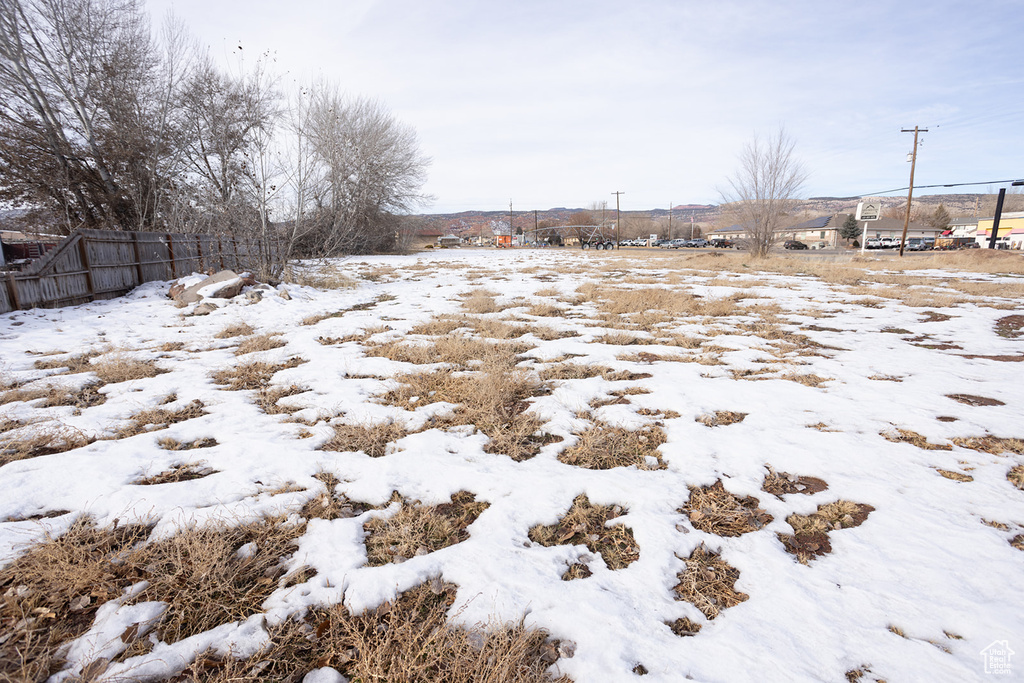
1 248 1023 682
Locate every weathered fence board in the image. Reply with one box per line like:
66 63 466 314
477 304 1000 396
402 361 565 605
0 229 279 314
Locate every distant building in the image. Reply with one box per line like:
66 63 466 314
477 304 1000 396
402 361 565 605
706 214 938 249
977 212 1024 249
437 234 461 247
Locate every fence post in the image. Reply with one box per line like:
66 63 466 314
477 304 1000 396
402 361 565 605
167 233 177 278
218 236 225 270
77 236 96 299
196 234 204 272
131 232 144 286
6 272 20 311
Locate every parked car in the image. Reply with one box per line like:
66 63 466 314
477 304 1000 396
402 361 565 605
881 237 901 249
865 237 884 249
710 239 734 248
905 238 931 251
661 239 687 249
783 240 808 250
684 238 710 248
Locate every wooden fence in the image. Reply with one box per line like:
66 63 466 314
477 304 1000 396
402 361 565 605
1 229 279 314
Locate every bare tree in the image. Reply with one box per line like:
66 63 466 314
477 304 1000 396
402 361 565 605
721 128 807 257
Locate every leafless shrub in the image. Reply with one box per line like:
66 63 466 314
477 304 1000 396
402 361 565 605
557 425 667 470
363 491 488 566
673 545 749 619
683 481 772 536
528 494 639 571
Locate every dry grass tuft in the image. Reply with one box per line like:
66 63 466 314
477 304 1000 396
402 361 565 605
780 500 875 564
90 356 167 384
171 580 571 683
696 411 747 427
682 481 772 536
1009 465 1024 490
946 393 1005 407
761 466 828 497
157 436 218 451
935 469 974 482
0 517 153 681
363 491 488 565
0 422 94 467
364 336 533 370
133 463 217 485
322 422 407 458
212 358 306 390
114 400 206 439
539 363 608 381
215 322 255 338
461 289 502 314
557 424 667 470
301 472 375 521
529 494 639 571
1 383 106 409
778 372 833 388
951 436 1024 456
234 333 286 355
881 428 952 451
667 617 702 637
254 384 309 415
289 266 358 290
32 350 101 373
673 545 749 620
525 302 566 317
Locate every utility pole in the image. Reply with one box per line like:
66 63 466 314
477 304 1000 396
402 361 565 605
508 199 513 248
899 126 927 257
668 202 673 240
534 210 539 246
612 191 624 249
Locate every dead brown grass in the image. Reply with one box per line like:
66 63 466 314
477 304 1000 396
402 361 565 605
557 424 666 470
1009 465 1024 490
673 545 749 620
0 383 106 409
952 436 1024 455
780 500 874 564
157 436 218 451
113 400 206 439
0 517 153 681
322 422 407 458
212 358 307 390
461 289 502 314
761 466 828 497
254 384 309 415
215 322 255 339
525 302 567 317
0 422 95 467
683 481 772 536
234 333 286 355
881 428 952 451
935 469 974 482
696 411 747 427
301 472 376 521
133 463 217 485
363 491 488 565
170 580 571 683
364 336 532 370
90 356 167 384
289 265 359 290
528 494 639 572
32 351 101 373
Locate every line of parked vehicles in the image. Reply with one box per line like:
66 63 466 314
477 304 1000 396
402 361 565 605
864 237 936 251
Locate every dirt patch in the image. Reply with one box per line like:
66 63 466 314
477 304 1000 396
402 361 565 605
673 545 749 620
321 422 407 458
133 463 217 485
696 411 747 427
761 467 828 497
946 393 1005 407
363 491 488 566
780 500 874 564
666 617 702 637
529 494 639 572
557 425 667 470
958 353 1024 362
881 428 951 451
920 311 954 323
682 481 772 536
995 314 1024 339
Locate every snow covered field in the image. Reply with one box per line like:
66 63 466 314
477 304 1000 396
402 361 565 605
1 248 1023 682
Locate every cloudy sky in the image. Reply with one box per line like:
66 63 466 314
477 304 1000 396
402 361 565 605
146 0 1023 213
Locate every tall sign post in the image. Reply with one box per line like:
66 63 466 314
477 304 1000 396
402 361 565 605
856 199 881 255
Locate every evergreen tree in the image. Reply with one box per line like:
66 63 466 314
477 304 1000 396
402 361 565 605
840 214 861 242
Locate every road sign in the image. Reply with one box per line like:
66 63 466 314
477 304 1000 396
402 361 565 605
856 200 881 221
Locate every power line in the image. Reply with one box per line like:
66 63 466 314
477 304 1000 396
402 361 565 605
860 178 1024 196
